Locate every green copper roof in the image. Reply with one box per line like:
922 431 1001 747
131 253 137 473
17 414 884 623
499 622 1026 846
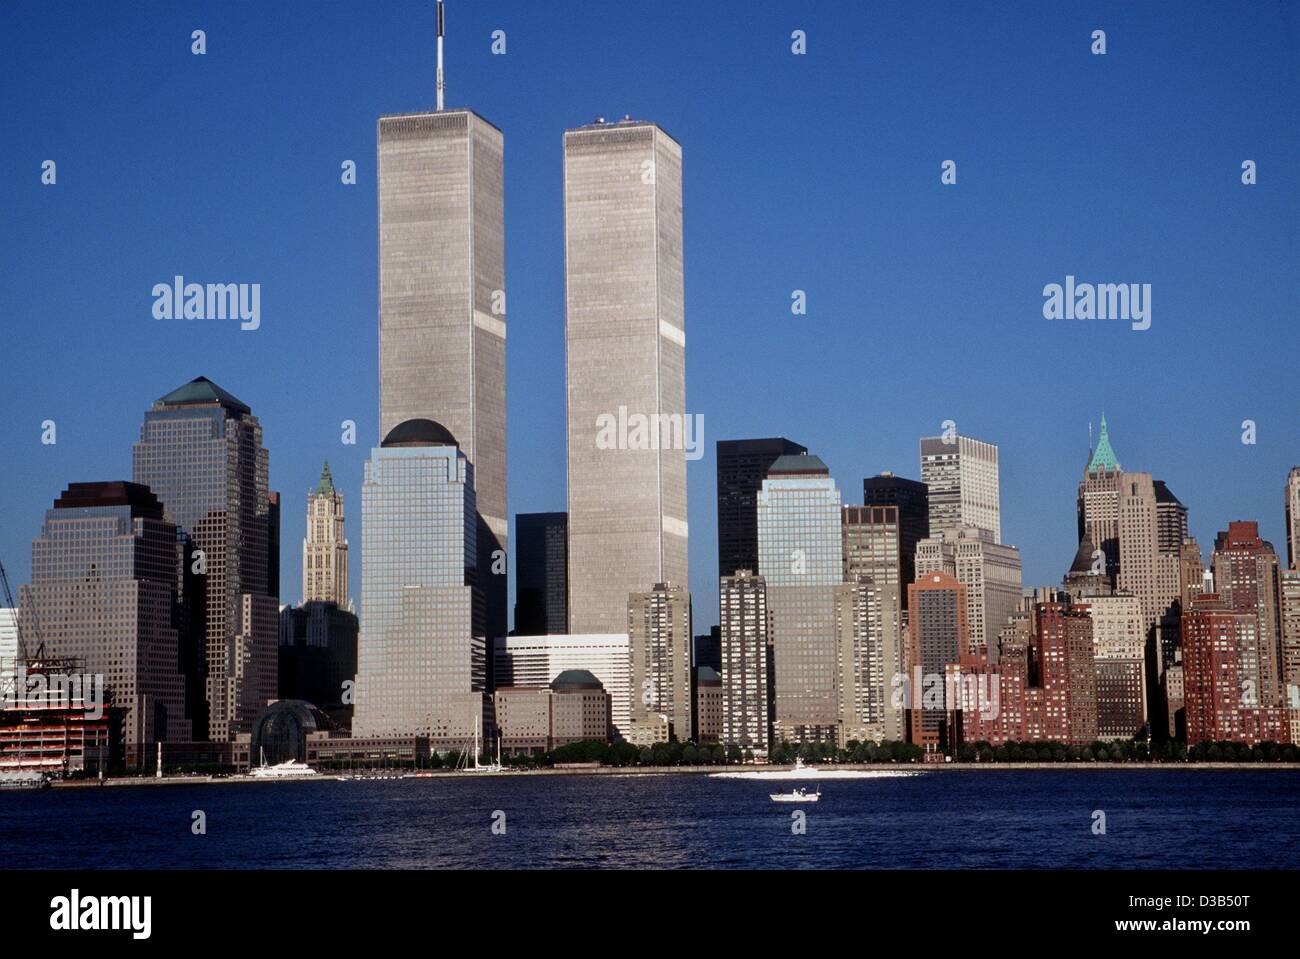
315 460 335 496
155 376 250 415
1087 414 1121 474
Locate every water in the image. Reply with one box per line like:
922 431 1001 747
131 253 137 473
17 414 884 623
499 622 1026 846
4 769 1298 869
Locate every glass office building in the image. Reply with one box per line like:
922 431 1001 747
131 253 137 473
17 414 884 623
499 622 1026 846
353 419 485 744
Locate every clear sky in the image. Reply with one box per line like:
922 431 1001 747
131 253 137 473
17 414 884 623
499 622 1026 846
2 1 1297 630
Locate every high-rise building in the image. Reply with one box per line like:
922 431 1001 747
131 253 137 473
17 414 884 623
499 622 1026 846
836 576 893 744
1116 471 1181 635
352 419 485 743
1153 481 1189 554
720 569 771 756
1211 521 1284 707
1033 601 1098 745
132 376 277 742
20 482 191 764
565 118 687 635
919 434 1000 542
492 633 631 739
1281 571 1300 694
1286 467 1300 570
267 491 280 602
513 512 568 636
861 473 929 604
377 107 507 642
1180 593 1290 745
626 582 692 744
1081 593 1147 739
907 571 969 747
758 453 843 745
717 438 807 579
841 506 905 739
303 461 349 607
692 625 721 674
915 526 1022 658
1077 414 1123 583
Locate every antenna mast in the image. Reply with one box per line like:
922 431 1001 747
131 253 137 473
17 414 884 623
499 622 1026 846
436 0 445 111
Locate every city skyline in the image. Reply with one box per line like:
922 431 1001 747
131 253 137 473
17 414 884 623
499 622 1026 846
3 1 1298 635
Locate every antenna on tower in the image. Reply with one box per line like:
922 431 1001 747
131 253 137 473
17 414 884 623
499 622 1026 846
436 0 446 111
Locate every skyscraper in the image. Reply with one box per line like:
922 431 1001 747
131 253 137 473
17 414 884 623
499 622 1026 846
861 472 929 603
1077 415 1123 583
513 512 568 636
1081 593 1147 739
1033 601 1098 745
920 434 1000 542
565 117 687 635
915 526 1023 658
720 568 771 756
377 104 507 642
758 453 843 745
717 438 807 579
21 482 191 764
841 505 905 738
1211 521 1284 707
352 419 484 742
907 571 969 747
132 376 276 742
303 461 349 607
626 582 692 744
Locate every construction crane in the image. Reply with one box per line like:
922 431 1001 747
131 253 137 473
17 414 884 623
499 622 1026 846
0 557 42 662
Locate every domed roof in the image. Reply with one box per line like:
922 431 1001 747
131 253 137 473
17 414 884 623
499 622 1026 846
381 418 458 448
550 669 604 692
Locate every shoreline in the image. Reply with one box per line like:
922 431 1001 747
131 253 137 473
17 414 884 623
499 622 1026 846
42 761 1300 789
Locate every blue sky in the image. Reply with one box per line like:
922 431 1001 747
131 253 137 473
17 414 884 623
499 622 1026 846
2 0 1297 629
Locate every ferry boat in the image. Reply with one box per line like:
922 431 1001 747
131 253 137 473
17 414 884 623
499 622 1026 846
249 748 319 779
249 759 319 779
770 786 821 803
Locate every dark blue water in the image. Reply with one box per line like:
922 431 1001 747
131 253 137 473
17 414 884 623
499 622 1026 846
4 770 1298 869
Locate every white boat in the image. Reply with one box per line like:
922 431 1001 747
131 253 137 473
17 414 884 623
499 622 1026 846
249 748 319 779
770 786 821 803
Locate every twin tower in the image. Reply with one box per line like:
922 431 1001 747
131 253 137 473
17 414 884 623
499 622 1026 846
376 108 688 643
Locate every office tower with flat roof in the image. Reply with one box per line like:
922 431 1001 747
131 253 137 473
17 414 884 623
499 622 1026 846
920 434 1000 543
1182 594 1257 744
1287 467 1300 570
907 571 969 747
1033 601 1098 745
1082 593 1147 739
352 419 485 742
693 625 721 673
842 505 905 738
720 569 771 755
21 482 191 765
303 461 349 607
1116 472 1181 634
132 376 276 742
378 107 507 643
915 526 1022 658
1211 521 1284 707
694 666 723 744
492 633 631 738
718 438 807 579
1279 571 1300 693
565 117 687 635
836 576 893 744
862 473 929 604
758 453 844 745
626 582 692 744
513 512 568 636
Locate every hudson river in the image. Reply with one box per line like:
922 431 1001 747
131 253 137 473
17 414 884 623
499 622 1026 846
6 769 1300 869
